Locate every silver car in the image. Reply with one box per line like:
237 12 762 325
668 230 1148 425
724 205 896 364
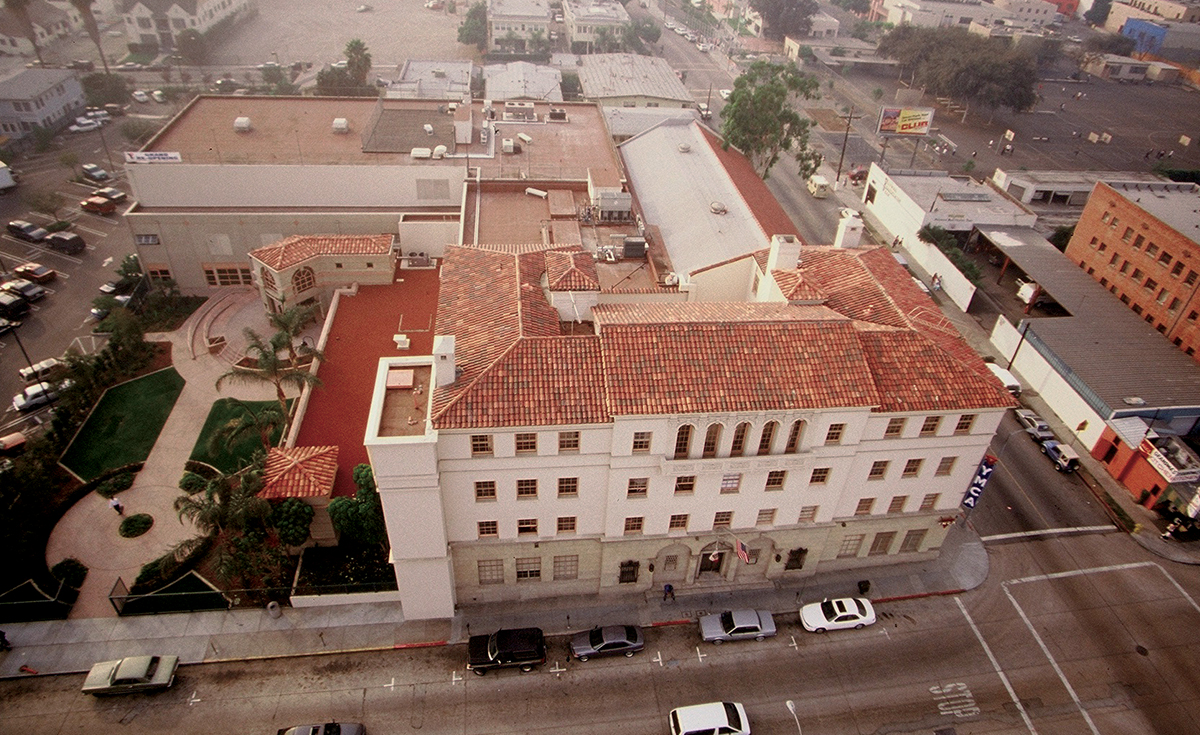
569 624 644 661
699 608 776 643
1014 409 1054 442
82 655 178 695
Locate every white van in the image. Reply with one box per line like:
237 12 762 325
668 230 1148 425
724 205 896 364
985 363 1021 398
19 356 64 383
807 174 830 198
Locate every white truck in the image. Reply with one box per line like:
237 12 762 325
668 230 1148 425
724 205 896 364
0 161 16 194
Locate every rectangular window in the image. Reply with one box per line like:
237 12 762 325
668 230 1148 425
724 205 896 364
623 516 644 535
798 505 818 523
478 559 504 585
810 467 831 485
1145 242 1159 257
553 554 579 580
824 423 845 445
702 425 720 457
1132 268 1144 281
627 477 649 498
855 498 875 516
765 470 786 490
935 456 957 476
954 414 975 435
900 529 927 553
631 431 652 453
471 434 493 456
669 513 689 531
663 555 679 571
756 508 777 526
135 234 160 245
516 479 538 499
1145 277 1158 292
204 266 253 286
1171 262 1185 278
1186 270 1198 287
558 477 579 497
147 267 172 283
888 495 908 514
515 432 537 453
869 531 896 556
920 416 941 437
474 480 496 501
674 475 696 495
713 511 733 529
1121 226 1134 242
1158 251 1173 266
557 516 576 534
478 520 498 538
515 557 541 581
517 518 538 535
868 460 889 480
558 431 580 452
720 473 741 494
785 420 804 452
837 534 865 558
884 417 905 438
902 458 923 478
1133 234 1144 249
919 493 940 511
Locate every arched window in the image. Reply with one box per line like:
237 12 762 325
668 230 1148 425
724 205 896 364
730 422 751 456
260 267 276 291
702 423 722 459
785 420 806 453
674 425 693 460
757 421 778 455
291 266 315 293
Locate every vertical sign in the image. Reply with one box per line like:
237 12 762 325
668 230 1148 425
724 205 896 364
960 454 997 511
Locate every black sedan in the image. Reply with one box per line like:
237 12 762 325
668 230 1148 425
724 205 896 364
569 624 644 661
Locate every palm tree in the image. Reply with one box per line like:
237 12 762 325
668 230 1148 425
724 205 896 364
267 303 321 368
216 328 322 433
344 38 371 87
67 0 109 74
6 0 45 67
208 398 287 457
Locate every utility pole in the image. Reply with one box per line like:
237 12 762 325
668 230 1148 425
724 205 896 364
834 105 863 185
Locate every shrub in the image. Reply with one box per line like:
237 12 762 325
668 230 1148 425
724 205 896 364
120 513 154 538
271 498 315 548
179 471 207 493
51 557 89 589
94 479 118 498
110 472 135 492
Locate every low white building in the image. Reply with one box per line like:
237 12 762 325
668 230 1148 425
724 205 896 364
0 0 74 57
120 0 252 50
0 67 85 142
577 54 693 108
483 60 563 101
992 0 1060 24
487 0 552 53
563 0 630 52
880 0 1015 27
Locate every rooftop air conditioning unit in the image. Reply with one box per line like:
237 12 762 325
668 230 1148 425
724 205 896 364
432 68 446 77
423 123 434 135
411 147 433 159
525 187 548 199
448 102 457 112
432 144 447 159
502 138 515 154
548 108 568 121
332 117 349 134
233 116 251 132
517 132 533 144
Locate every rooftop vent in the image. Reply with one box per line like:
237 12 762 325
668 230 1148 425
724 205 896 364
331 117 349 134
677 143 691 153
423 123 434 135
1123 396 1147 406
709 201 727 215
432 68 446 78
233 116 251 132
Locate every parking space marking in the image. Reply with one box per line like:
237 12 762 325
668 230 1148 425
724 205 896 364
954 596 1038 734
788 635 799 652
652 651 663 667
188 690 201 705
450 671 462 685
694 646 706 663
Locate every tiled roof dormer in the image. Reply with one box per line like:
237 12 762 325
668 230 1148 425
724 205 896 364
545 249 599 292
250 234 395 270
260 446 339 499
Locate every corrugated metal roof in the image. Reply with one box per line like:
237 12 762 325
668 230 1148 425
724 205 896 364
577 54 690 103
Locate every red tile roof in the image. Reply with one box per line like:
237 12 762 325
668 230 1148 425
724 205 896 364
545 249 599 291
250 235 395 270
260 446 338 499
772 270 826 302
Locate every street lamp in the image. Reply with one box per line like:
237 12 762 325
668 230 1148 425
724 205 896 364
785 700 803 734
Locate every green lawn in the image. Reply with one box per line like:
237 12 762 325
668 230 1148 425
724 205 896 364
61 368 186 481
189 398 290 474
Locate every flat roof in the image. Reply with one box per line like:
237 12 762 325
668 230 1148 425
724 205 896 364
1103 181 1200 245
996 169 1166 189
578 54 691 102
887 169 1032 222
489 0 549 19
977 225 1200 415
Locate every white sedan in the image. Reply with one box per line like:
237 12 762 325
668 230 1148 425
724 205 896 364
131 90 150 103
800 597 876 632
719 88 732 100
69 119 100 133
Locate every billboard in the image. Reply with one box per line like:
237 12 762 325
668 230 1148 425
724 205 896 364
877 107 934 137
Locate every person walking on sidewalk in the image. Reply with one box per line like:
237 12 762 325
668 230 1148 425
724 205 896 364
663 583 675 602
109 496 124 515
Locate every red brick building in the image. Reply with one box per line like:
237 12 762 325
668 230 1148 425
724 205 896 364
1064 181 1200 364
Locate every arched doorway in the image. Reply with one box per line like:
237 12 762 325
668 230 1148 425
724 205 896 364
696 541 731 581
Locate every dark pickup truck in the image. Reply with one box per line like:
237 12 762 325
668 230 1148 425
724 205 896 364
466 627 546 675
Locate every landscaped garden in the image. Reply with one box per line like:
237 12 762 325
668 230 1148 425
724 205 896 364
189 398 291 474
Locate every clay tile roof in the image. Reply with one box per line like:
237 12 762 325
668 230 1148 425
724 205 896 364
798 247 907 328
260 446 339 499
545 249 599 291
772 270 826 302
250 234 394 270
593 301 844 325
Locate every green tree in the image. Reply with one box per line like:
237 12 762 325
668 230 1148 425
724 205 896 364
23 188 65 222
633 18 661 43
6 0 44 66
81 72 130 107
267 303 321 368
328 464 387 547
67 0 110 75
458 2 488 51
1049 225 1074 253
120 117 161 145
175 28 207 65
270 498 314 547
59 151 79 176
344 39 372 87
719 59 821 179
1083 0 1111 26
1083 33 1135 56
215 328 322 434
207 398 288 457
833 0 870 13
749 0 819 41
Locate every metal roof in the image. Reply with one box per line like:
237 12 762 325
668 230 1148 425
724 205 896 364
977 226 1200 417
577 54 691 103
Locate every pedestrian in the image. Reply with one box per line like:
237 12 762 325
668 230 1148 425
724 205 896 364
109 496 124 515
1061 86 1066 93
0 630 10 652
971 150 977 158
663 583 675 601
931 273 942 291
1060 103 1065 111
988 139 994 148
1168 151 1174 158
1145 149 1153 159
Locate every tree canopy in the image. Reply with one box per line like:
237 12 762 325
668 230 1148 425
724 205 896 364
459 2 488 51
1083 33 1135 57
329 464 387 547
719 59 821 179
1083 0 1111 26
749 0 819 41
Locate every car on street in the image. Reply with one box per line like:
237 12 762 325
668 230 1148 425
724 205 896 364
152 90 167 103
131 90 150 103
117 62 142 70
466 627 546 674
7 220 49 243
12 381 60 412
81 654 179 695
799 597 876 633
699 609 776 643
669 701 750 735
80 196 117 215
81 164 110 182
69 118 101 133
14 263 56 283
1014 408 1054 442
45 231 85 254
719 88 732 100
277 723 365 735
3 278 46 302
91 186 128 203
569 624 644 661
1041 439 1080 472
91 293 132 320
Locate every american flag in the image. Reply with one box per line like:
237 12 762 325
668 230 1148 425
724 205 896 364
736 540 750 564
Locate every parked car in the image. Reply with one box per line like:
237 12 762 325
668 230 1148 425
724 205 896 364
81 164 110 182
669 702 750 735
80 196 117 215
799 597 876 633
719 88 732 100
1014 409 1054 442
69 119 101 133
19 356 64 383
117 62 143 70
1041 439 1080 472
91 186 128 203
466 627 546 674
45 231 86 254
81 655 179 695
152 90 167 103
699 609 776 643
14 263 56 283
569 625 644 661
0 291 30 319
277 723 365 735
7 219 49 242
100 278 136 295
68 59 95 71
131 90 150 103
12 381 60 412
91 293 132 320
3 278 46 302
0 317 19 336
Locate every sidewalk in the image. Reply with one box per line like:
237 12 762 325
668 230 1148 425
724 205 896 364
0 521 985 679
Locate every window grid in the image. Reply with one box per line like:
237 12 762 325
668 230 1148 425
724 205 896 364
669 513 689 530
854 497 875 516
713 511 733 529
920 416 941 437
837 534 865 558
515 432 537 453
702 424 721 458
954 414 975 435
919 493 940 511
900 529 927 553
810 467 831 485
553 554 579 580
797 505 819 523
558 431 580 452
824 423 845 445
757 421 777 455
765 470 786 490
756 508 777 526
631 431 652 453
785 420 804 452
935 457 957 476
517 518 538 535
515 557 541 581
627 477 649 498
902 458 924 478
474 480 496 501
470 434 493 456
557 516 576 534
204 266 252 286
558 477 579 497
623 516 644 535
674 425 692 459
477 520 498 538
868 531 896 556
516 479 538 499
674 475 696 495
868 460 888 480
730 423 749 456
720 473 742 494
888 495 908 514
884 417 905 438
478 559 504 585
